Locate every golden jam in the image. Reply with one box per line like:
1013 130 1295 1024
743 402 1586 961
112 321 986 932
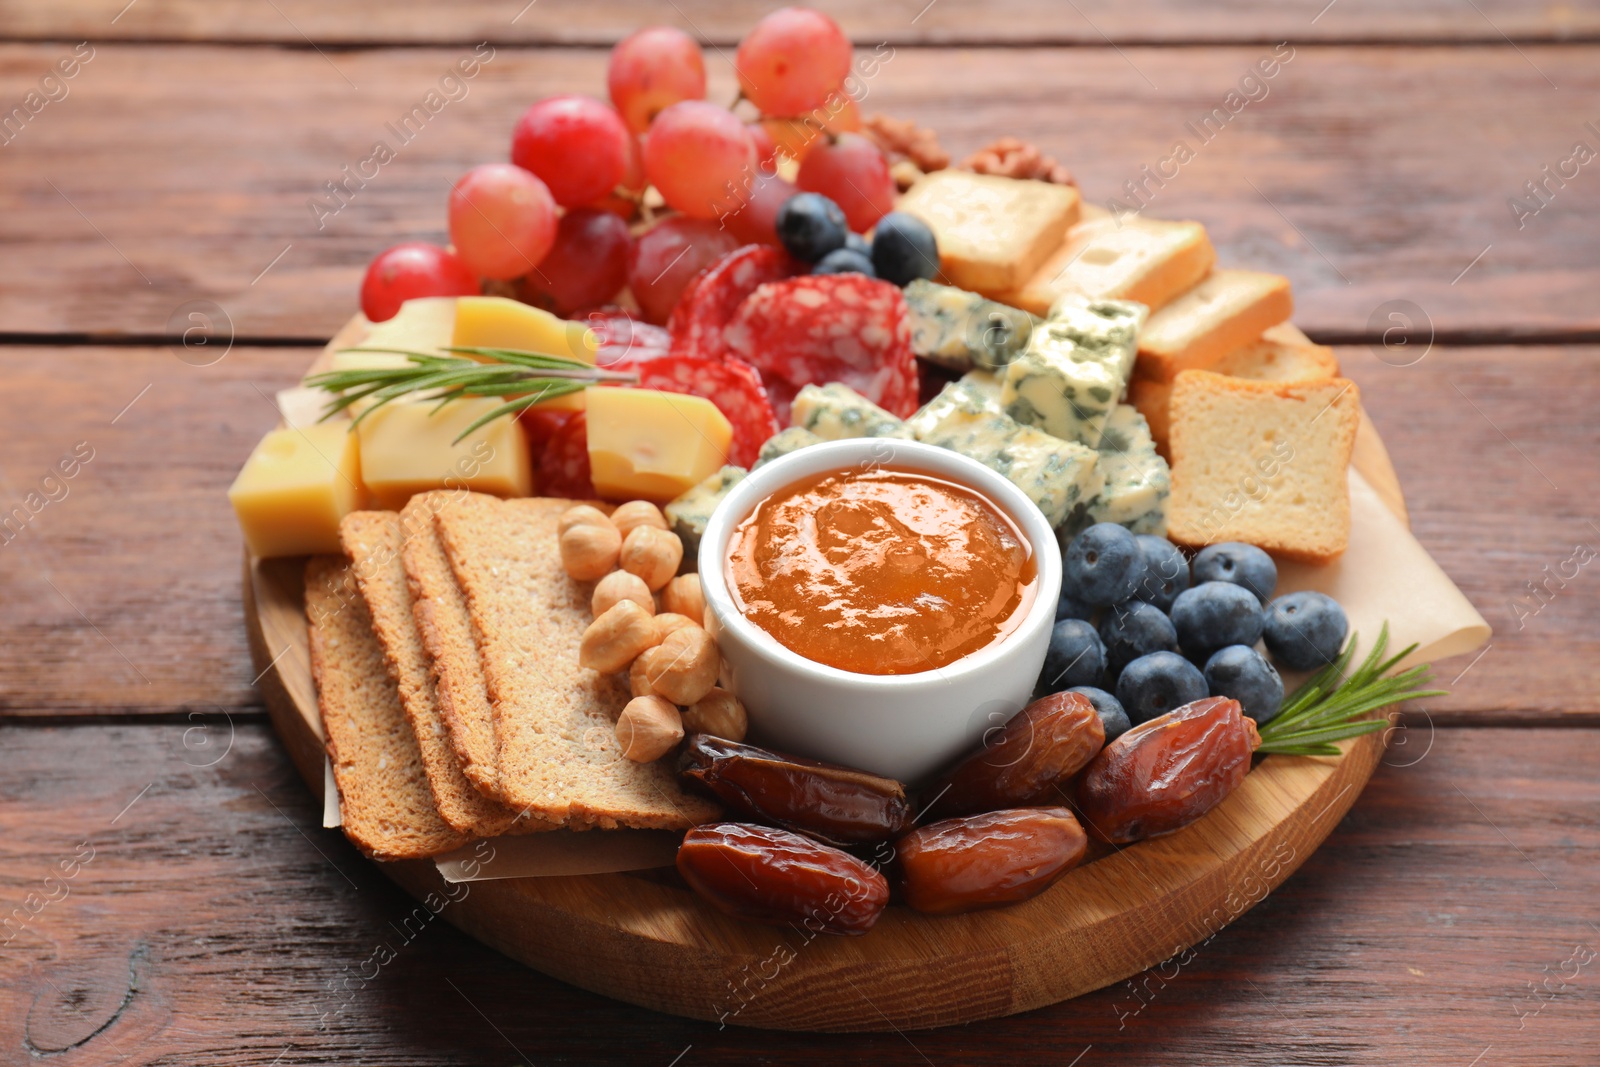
725 467 1037 675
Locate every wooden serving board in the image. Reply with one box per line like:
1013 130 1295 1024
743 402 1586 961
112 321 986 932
245 322 1409 1032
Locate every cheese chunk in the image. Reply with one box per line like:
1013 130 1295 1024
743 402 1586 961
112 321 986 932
958 369 1003 406
361 296 457 355
1138 270 1294 382
586 388 732 502
452 296 597 364
753 426 823 468
909 380 1102 528
1087 405 1171 534
1004 214 1215 316
665 465 747 563
1044 296 1146 384
228 423 361 558
356 399 532 510
1002 326 1126 449
896 171 1080 293
275 386 343 430
903 279 1037 373
791 383 911 441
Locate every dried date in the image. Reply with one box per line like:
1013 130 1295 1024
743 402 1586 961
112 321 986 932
924 691 1105 819
679 735 914 847
1076 696 1261 844
676 822 889 935
896 807 1087 915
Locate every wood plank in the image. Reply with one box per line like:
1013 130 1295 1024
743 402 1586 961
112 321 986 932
3 0 1597 46
0 44 1597 340
0 722 1593 1060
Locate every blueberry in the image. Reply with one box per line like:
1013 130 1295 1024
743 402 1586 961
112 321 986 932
1063 523 1143 607
775 192 848 263
1055 591 1095 623
1204 645 1284 724
1039 619 1106 692
1263 591 1349 672
1068 686 1131 743
1170 581 1265 659
1132 535 1190 613
844 231 872 257
813 248 876 277
1192 542 1277 603
1115 651 1208 725
869 211 939 286
1098 600 1178 674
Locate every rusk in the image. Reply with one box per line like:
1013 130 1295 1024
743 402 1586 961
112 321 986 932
896 169 1080 293
1003 213 1214 316
1136 269 1293 382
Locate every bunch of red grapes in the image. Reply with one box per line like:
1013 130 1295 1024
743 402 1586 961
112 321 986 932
360 8 897 325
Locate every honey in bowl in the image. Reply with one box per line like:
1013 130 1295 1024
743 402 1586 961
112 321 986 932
724 466 1038 675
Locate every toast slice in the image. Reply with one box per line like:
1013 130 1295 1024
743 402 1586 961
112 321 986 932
1165 372 1361 563
896 169 1080 293
306 555 469 860
1131 331 1340 451
339 509 551 837
1003 214 1215 316
433 494 721 830
1136 270 1294 382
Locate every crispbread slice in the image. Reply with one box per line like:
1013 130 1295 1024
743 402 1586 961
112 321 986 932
339 509 550 837
897 169 1080 293
306 555 468 860
434 494 721 830
1003 213 1215 316
1165 372 1360 563
1136 269 1294 382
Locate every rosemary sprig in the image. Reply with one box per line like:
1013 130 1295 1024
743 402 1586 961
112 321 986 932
304 346 638 442
1255 622 1447 757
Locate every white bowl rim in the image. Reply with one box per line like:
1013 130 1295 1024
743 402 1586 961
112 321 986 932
698 438 1063 690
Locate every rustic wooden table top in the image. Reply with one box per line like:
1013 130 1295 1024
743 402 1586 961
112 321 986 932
1 3 1597 1063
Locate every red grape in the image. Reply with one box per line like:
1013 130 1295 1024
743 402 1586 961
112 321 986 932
643 100 757 220
359 242 479 323
519 208 632 316
447 163 558 281
511 95 632 207
592 133 646 219
608 26 707 135
724 173 798 247
747 121 781 172
736 8 853 117
627 216 740 324
796 132 896 232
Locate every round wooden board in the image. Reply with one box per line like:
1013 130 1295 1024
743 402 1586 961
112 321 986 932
246 322 1409 1032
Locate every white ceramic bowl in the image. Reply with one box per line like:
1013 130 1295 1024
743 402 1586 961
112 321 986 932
698 438 1062 783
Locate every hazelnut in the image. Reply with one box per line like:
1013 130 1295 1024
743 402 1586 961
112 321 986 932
558 504 614 535
578 599 660 674
560 522 621 581
615 695 683 762
661 574 706 622
592 570 655 618
611 500 668 538
682 687 748 743
651 612 697 643
629 650 658 697
643 624 719 706
619 526 683 591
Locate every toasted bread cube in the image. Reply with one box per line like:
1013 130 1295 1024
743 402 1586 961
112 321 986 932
1165 372 1360 564
1004 214 1215 316
1137 270 1294 382
896 170 1080 293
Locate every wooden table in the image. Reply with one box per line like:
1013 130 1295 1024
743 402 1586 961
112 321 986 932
1 3 1597 1062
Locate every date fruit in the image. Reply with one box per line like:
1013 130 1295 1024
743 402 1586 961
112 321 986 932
677 822 889 935
925 691 1105 819
679 735 914 846
896 807 1087 915
1076 696 1261 844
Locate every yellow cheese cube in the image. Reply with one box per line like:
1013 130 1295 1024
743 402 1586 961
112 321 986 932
228 423 362 558
355 398 533 510
585 388 732 502
361 296 457 355
452 296 598 364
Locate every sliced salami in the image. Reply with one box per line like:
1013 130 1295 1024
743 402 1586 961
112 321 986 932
722 274 921 418
618 354 781 469
580 309 672 367
536 410 596 499
667 244 802 361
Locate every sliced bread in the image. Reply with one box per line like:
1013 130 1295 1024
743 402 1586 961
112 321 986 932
1136 269 1293 382
339 509 550 837
1003 213 1215 316
1165 372 1361 564
306 555 469 860
896 169 1081 293
433 494 721 830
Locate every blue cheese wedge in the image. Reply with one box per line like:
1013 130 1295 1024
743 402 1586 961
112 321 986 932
1044 295 1147 384
1001 329 1125 449
665 465 747 562
1088 404 1170 535
790 383 911 441
909 380 1102 527
752 426 823 469
904 279 1038 373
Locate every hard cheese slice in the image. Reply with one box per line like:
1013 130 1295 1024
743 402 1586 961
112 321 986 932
452 295 597 364
228 422 361 558
586 387 732 502
356 399 532 510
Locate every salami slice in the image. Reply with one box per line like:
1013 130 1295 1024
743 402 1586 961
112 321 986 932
722 274 921 418
667 244 802 361
536 410 596 499
580 309 672 367
617 354 781 469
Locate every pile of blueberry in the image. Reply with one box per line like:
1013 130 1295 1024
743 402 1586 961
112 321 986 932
774 192 939 287
1042 524 1350 741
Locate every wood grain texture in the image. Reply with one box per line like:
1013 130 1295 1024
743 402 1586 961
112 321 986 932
0 44 1596 340
3 0 1597 45
0 721 1592 1060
